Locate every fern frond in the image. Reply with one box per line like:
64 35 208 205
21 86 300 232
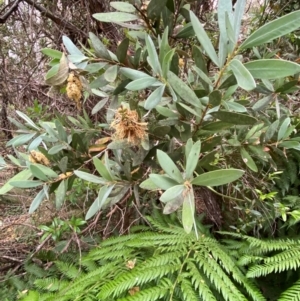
117 285 169 301
34 278 69 292
55 261 82 280
98 265 179 299
278 278 300 301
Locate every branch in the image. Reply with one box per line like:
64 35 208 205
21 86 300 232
22 0 88 38
0 0 21 24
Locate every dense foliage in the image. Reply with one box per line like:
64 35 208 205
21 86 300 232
1 0 300 299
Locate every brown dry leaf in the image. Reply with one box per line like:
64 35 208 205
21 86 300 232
128 286 140 296
126 258 136 269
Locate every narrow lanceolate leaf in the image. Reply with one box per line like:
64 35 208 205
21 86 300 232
55 179 67 209
230 59 256 91
240 10 300 50
93 157 113 181
191 169 244 186
278 117 291 141
120 67 151 80
93 12 139 23
89 32 110 60
62 36 84 56
10 180 44 188
146 35 162 76
148 174 179 190
210 111 257 125
144 84 165 110
126 77 158 91
160 185 185 203
233 0 247 41
0 169 32 195
168 71 202 109
182 189 195 234
110 2 135 13
157 150 183 183
245 60 300 79
185 140 201 180
85 185 115 220
16 110 40 130
74 170 107 184
190 11 219 67
29 189 46 214
240 148 258 172
104 65 118 82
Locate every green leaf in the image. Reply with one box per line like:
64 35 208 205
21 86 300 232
144 84 165 110
29 188 46 213
126 77 158 91
225 101 247 113
85 62 107 73
92 98 109 115
240 10 300 50
74 170 106 184
190 11 219 67
120 67 151 80
193 66 213 86
45 53 69 86
29 165 49 181
48 144 67 155
147 0 167 19
175 23 195 38
245 59 300 79
116 38 129 63
55 120 68 142
230 59 256 91
85 185 115 220
191 169 244 186
6 133 36 147
160 185 185 203
159 27 171 66
146 35 162 76
148 174 179 190
210 111 257 125
89 32 110 60
168 71 202 108
201 121 233 131
278 117 291 141
157 150 183 183
16 110 40 130
41 48 62 59
182 189 195 234
93 157 113 181
110 1 135 12
140 178 160 190
233 0 246 41
104 65 118 82
0 169 32 195
240 148 258 172
55 180 66 209
265 119 279 141
93 12 139 23
279 141 300 150
162 49 175 79
62 36 84 55
185 141 201 180
209 90 222 107
10 180 44 188
252 95 273 111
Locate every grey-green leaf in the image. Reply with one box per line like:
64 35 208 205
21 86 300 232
160 185 185 203
230 59 256 91
157 150 183 183
245 59 300 79
93 12 139 23
240 10 300 50
240 148 258 172
210 111 257 125
144 84 165 110
126 77 158 91
74 171 106 184
182 189 195 234
185 140 201 180
89 32 111 60
110 1 136 13
191 169 244 186
29 189 46 214
190 11 219 67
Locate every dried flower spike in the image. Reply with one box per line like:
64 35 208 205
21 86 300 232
66 72 82 110
29 150 50 166
110 107 147 145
